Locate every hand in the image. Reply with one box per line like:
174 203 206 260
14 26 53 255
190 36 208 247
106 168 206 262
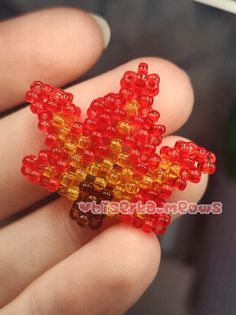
0 7 208 315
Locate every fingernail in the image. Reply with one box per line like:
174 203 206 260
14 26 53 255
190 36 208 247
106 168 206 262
89 13 111 48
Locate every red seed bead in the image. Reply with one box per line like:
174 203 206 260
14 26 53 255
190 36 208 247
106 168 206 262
87 98 104 118
152 125 166 136
55 160 68 173
47 178 59 192
113 108 126 121
28 170 42 183
159 184 172 199
38 120 51 131
138 95 153 107
144 78 159 96
136 163 148 175
148 154 161 170
206 151 216 163
130 115 144 128
47 100 61 112
61 104 76 116
106 126 117 138
90 131 103 144
201 162 216 174
129 149 140 164
121 71 137 88
30 102 44 114
143 144 156 156
135 130 150 144
22 155 37 169
189 168 201 183
146 110 160 124
37 150 50 165
70 122 82 137
119 88 133 101
97 145 110 157
195 147 207 161
45 133 58 147
174 178 187 191
82 150 95 164
138 62 148 75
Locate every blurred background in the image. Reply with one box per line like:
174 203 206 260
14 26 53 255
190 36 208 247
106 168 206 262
1 0 236 314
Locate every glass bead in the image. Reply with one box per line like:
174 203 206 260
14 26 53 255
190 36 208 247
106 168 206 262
87 162 101 177
70 122 82 137
106 170 121 185
125 181 139 194
68 154 82 168
47 178 59 192
28 170 41 183
118 121 131 135
52 114 65 128
77 136 90 149
38 120 51 132
45 133 58 147
66 186 80 201
124 100 139 115
112 185 126 200
64 138 77 154
110 138 123 153
60 172 76 187
93 177 107 191
114 153 128 167
101 158 114 173
140 175 153 189
82 150 95 164
120 166 133 181
42 166 54 178
75 168 87 182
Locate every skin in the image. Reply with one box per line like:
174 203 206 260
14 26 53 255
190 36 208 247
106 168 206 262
0 7 208 315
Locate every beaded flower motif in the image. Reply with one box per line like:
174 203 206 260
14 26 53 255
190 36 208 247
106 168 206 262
21 63 216 235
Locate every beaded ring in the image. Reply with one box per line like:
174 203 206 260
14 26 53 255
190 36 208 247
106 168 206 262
21 62 216 235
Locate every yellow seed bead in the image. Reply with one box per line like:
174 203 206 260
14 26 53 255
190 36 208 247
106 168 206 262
57 127 69 142
106 170 121 185
159 159 172 170
68 154 82 168
87 162 101 177
77 136 90 149
110 138 123 153
118 121 131 135
113 185 126 200
125 181 139 194
140 175 153 189
124 100 139 115
93 177 107 191
52 114 65 128
114 153 128 167
42 166 54 177
75 168 87 183
154 169 167 184
60 172 75 187
101 158 114 173
66 186 80 201
57 186 67 197
169 163 180 179
120 166 133 181
64 138 77 154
